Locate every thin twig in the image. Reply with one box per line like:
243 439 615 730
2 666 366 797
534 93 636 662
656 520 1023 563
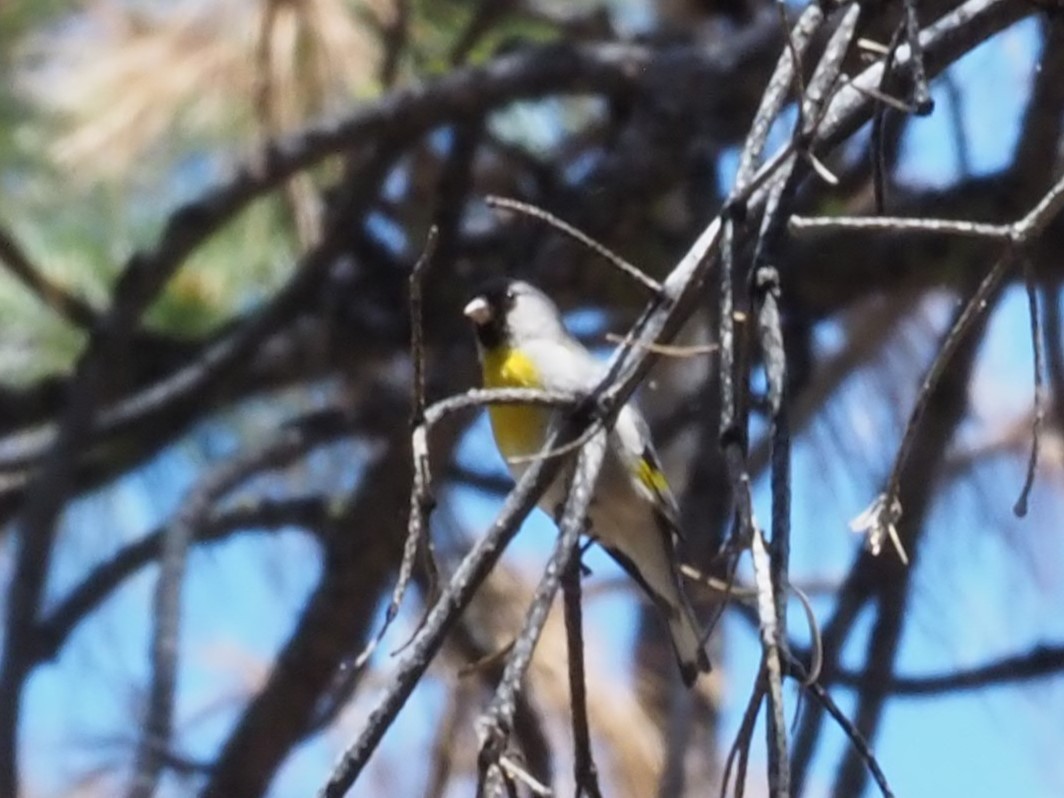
504 420 604 465
477 432 606 797
750 525 790 797
562 553 602 798
901 0 934 115
799 679 895 798
410 227 440 426
359 227 443 668
789 215 1011 238
0 225 97 329
318 419 582 798
721 673 765 798
366 384 577 666
486 195 662 295
842 172 1064 555
1014 256 1045 517
605 332 718 357
739 7 865 793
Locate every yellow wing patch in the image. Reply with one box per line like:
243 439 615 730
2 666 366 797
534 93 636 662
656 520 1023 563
481 347 548 459
637 457 670 494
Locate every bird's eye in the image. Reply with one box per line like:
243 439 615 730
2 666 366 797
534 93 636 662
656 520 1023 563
505 288 516 303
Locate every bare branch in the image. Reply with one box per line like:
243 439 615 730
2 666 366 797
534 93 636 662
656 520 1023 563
0 223 97 329
32 498 329 666
562 554 602 798
486 196 662 295
721 673 765 798
128 413 352 797
477 432 607 796
316 420 581 797
832 643 1064 694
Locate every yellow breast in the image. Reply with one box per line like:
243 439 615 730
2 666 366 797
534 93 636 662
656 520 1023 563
481 347 550 460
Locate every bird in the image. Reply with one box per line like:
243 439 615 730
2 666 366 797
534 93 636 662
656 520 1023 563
463 278 710 685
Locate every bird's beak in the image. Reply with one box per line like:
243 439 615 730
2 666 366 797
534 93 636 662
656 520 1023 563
463 296 492 325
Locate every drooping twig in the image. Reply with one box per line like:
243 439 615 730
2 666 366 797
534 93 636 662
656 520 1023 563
411 227 440 426
799 172 1064 554
754 265 793 794
1014 256 1045 517
562 551 602 798
799 680 895 798
360 385 577 672
721 672 765 798
736 7 864 794
355 227 440 668
743 25 866 758
477 431 607 797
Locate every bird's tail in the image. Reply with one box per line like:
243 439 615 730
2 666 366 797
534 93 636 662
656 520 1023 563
667 598 711 687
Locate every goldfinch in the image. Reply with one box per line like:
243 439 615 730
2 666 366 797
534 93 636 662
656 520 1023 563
464 279 710 685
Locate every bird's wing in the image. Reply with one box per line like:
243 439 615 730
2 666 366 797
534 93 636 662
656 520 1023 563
525 339 684 537
614 404 685 542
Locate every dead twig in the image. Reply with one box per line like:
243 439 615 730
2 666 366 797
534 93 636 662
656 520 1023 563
477 432 606 797
486 195 662 296
562 553 602 798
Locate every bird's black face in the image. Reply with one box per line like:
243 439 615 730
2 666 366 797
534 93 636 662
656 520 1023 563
463 279 518 349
